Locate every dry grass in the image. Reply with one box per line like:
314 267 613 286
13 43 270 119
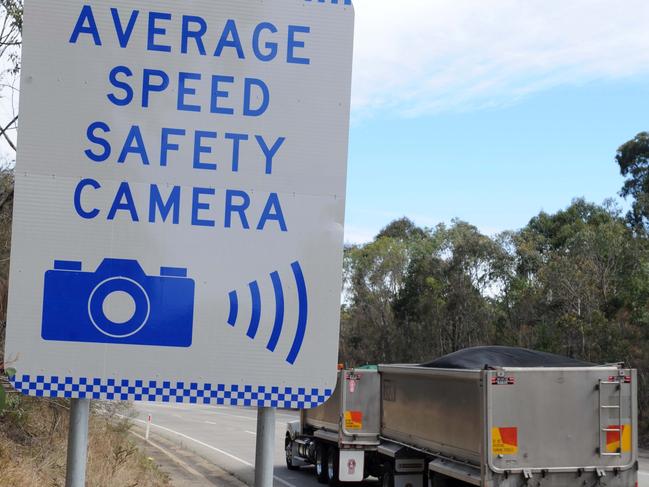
0 170 168 487
0 397 169 487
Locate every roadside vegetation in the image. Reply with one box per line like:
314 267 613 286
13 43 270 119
0 398 169 487
341 132 649 446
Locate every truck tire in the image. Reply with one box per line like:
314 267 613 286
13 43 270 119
285 435 299 471
327 447 340 486
316 444 329 484
429 473 451 487
381 463 394 487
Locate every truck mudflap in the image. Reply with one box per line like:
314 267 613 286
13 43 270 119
428 458 481 486
339 450 365 482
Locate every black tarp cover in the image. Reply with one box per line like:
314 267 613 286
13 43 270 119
421 346 594 370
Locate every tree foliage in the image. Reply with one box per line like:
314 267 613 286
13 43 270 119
0 0 21 155
617 132 649 231
341 204 649 446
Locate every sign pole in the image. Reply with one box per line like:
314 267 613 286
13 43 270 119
254 407 276 487
65 398 90 487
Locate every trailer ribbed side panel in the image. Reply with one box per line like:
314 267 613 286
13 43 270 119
380 366 483 464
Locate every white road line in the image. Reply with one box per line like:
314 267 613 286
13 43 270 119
143 407 257 422
639 471 649 477
126 416 297 487
139 403 297 423
128 417 254 467
244 430 256 436
131 430 205 479
208 411 257 421
142 403 195 410
205 421 218 425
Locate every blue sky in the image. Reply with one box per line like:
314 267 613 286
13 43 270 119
345 79 649 243
344 0 649 242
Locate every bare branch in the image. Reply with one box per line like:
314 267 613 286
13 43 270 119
0 114 17 152
0 185 13 211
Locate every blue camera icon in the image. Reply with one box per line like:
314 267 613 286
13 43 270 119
41 259 195 348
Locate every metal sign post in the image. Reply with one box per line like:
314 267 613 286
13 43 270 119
65 398 90 487
255 407 277 487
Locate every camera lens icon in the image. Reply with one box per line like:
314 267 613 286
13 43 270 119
87 277 151 338
42 259 194 347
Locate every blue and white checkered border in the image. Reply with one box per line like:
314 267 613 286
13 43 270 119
10 375 333 409
305 0 352 5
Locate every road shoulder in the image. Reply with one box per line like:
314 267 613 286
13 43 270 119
131 425 248 487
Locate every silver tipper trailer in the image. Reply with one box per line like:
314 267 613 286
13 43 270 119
380 364 638 487
285 353 639 487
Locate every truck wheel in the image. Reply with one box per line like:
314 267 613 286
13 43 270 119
429 473 450 487
285 435 299 471
327 447 340 486
381 463 394 487
316 444 329 484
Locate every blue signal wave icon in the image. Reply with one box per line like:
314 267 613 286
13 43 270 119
227 262 308 365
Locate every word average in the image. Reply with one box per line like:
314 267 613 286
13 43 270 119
69 5 312 65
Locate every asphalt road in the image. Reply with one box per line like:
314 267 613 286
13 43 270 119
641 453 649 487
131 402 378 487
132 402 649 487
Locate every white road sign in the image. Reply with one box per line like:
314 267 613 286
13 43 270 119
6 0 354 408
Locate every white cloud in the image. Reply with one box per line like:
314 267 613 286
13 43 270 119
344 225 377 245
352 0 649 117
4 1 648 158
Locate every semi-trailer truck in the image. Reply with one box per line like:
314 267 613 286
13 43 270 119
285 347 638 487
